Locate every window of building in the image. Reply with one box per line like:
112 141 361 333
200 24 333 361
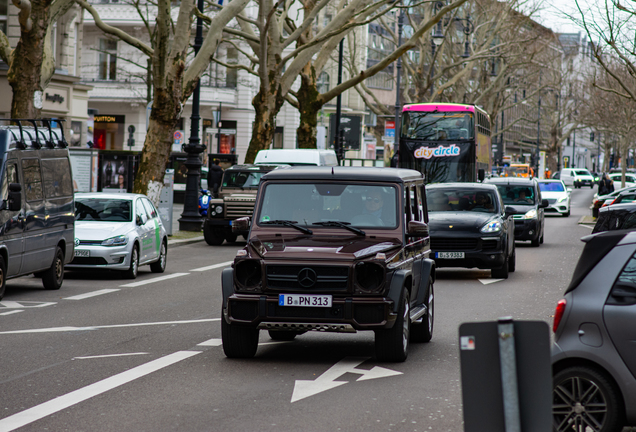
273 127 284 149
0 0 8 35
364 110 376 127
317 71 330 94
99 39 118 80
226 47 238 88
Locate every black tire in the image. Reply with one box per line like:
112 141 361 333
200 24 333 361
563 211 570 217
203 221 224 246
508 246 516 272
222 318 259 358
531 235 540 247
590 184 594 189
0 255 6 300
411 279 433 343
375 289 410 362
150 240 167 273
268 330 297 341
540 231 544 244
225 233 238 244
553 366 625 432
124 245 139 279
491 259 509 279
42 246 64 290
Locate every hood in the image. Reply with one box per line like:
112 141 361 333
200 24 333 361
503 203 536 215
249 235 402 260
540 191 567 199
428 212 497 233
75 221 134 241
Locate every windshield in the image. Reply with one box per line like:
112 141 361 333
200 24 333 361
494 185 536 205
75 198 132 222
575 170 591 176
222 170 267 189
539 182 565 192
257 183 398 228
426 189 498 213
401 111 474 141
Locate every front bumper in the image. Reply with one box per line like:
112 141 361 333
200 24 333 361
67 244 131 270
430 235 506 269
545 200 569 215
225 294 397 331
513 218 539 241
574 179 593 187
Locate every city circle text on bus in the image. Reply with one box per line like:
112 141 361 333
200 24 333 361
414 144 461 159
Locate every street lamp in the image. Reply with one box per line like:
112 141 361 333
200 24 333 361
178 0 206 231
393 2 404 164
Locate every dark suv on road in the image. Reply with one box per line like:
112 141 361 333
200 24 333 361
485 177 548 246
221 167 435 362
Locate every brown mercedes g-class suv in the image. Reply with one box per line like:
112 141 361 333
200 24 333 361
221 166 435 362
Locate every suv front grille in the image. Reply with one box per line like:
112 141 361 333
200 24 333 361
431 238 478 251
225 198 256 219
266 265 349 291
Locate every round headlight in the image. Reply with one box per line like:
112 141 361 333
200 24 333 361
235 259 262 290
215 205 223 214
355 262 385 292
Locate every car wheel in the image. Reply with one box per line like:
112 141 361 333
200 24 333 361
124 245 139 279
508 246 516 272
553 366 625 432
150 240 167 273
491 259 509 279
222 318 259 358
375 289 410 362
0 255 6 300
540 230 544 244
268 330 297 341
42 246 64 290
203 221 224 246
411 278 433 343
563 211 570 217
531 234 540 247
225 233 238 244
590 184 594 188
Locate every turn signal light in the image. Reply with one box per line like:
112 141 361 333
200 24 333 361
553 299 567 333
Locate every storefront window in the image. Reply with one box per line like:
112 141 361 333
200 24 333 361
93 115 125 150
99 39 117 80
217 120 236 154
0 0 7 35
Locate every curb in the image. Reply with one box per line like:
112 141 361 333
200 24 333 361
168 236 205 247
578 215 596 225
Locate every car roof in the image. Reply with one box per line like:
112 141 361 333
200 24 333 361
599 202 636 213
75 192 146 200
226 164 282 171
537 179 564 182
261 166 423 183
485 177 536 185
426 182 499 192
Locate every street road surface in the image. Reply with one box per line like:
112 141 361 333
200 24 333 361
0 188 609 431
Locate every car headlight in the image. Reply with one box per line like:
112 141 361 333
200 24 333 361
355 261 385 292
481 220 502 233
234 259 262 290
101 235 128 246
523 209 537 219
211 204 224 217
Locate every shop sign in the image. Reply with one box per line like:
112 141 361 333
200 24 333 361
94 115 126 124
414 144 461 159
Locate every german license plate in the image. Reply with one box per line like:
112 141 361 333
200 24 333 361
279 294 332 307
436 252 464 259
74 250 89 257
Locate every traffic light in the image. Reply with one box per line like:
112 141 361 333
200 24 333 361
590 132 595 142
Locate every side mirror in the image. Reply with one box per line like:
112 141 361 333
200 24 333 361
232 216 250 232
504 206 513 216
539 199 549 209
8 183 21 211
478 169 485 182
136 214 147 225
407 220 429 237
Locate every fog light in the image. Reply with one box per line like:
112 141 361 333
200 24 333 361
528 230 534 235
490 255 495 260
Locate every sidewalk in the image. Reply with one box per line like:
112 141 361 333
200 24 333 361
167 203 205 247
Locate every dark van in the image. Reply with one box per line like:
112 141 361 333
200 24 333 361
0 120 75 300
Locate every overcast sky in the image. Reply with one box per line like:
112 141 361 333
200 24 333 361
536 0 585 34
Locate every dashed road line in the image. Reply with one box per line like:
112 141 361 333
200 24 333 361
190 261 234 272
119 272 190 287
0 310 23 316
197 338 222 347
73 352 149 360
0 301 56 309
64 289 121 300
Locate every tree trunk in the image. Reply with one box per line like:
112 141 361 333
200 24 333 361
8 3 49 118
133 87 181 201
244 90 280 163
296 69 321 149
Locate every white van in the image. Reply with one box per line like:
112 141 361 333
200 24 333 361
560 168 595 188
253 149 338 166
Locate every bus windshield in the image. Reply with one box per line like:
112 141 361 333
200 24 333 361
401 111 474 141
504 164 531 178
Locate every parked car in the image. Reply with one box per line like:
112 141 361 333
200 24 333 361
537 179 571 217
552 229 636 431
0 121 75 300
608 172 636 189
485 177 548 246
69 193 168 278
221 167 434 362
593 203 636 233
204 164 283 245
605 190 636 207
560 168 595 188
253 149 338 166
425 183 515 278
592 186 636 215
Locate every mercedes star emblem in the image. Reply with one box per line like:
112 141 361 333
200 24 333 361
297 268 317 288
74 238 80 247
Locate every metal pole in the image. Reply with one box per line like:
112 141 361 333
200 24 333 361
500 109 505 166
334 38 344 165
178 0 206 231
498 317 522 432
598 132 601 173
393 6 403 161
572 130 576 168
430 42 436 97
536 74 541 176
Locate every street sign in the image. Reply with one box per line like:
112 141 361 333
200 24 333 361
385 120 395 138
328 115 362 150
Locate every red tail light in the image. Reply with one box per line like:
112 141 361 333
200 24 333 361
553 299 567 333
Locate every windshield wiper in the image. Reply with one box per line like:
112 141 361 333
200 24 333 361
261 220 313 234
312 221 366 236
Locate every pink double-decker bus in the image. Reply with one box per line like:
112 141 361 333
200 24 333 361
398 103 492 183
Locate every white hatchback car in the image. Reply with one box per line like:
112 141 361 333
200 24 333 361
68 193 168 278
608 172 636 189
538 179 571 217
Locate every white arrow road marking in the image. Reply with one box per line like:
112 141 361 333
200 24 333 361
479 279 505 285
0 310 23 316
291 357 402 403
197 338 222 347
119 273 189 287
0 350 200 432
64 289 120 300
0 301 56 309
190 261 234 272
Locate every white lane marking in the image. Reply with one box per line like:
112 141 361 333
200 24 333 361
73 352 149 360
291 357 402 403
479 279 505 285
0 350 200 432
190 261 234 272
0 318 221 335
64 289 120 300
197 338 222 347
119 273 189 287
0 310 23 316
0 301 56 309
580 224 594 230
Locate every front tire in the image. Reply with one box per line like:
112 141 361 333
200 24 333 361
0 255 6 300
42 246 64 290
508 246 516 272
375 289 410 362
491 259 509 279
203 221 224 246
553 366 625 432
150 241 167 273
124 245 139 279
411 279 433 343
222 318 259 358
